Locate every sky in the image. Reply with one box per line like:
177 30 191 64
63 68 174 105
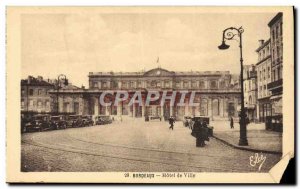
21 11 277 87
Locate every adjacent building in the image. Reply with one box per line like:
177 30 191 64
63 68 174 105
268 12 283 118
21 76 55 113
256 39 272 122
243 64 257 122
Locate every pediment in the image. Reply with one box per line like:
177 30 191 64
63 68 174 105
143 68 174 77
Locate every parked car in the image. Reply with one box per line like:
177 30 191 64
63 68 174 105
50 115 67 130
66 115 83 128
82 115 94 126
95 115 112 125
23 114 52 132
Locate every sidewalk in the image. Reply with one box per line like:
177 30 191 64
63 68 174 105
211 121 282 154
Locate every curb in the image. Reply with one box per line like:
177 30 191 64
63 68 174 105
212 135 282 155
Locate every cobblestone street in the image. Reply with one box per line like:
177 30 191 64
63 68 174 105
21 119 281 172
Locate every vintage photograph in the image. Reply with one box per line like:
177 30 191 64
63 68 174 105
6 7 294 183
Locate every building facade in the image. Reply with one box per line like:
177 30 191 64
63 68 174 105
48 68 242 121
256 39 272 122
243 64 257 122
21 76 55 113
268 12 283 117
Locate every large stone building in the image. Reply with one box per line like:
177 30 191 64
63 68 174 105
21 76 55 113
256 39 272 122
50 68 241 121
268 12 283 117
243 64 257 122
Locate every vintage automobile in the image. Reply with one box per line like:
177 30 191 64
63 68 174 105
183 116 192 128
50 115 67 130
82 115 94 126
23 114 52 132
191 116 213 136
66 115 83 128
95 115 112 125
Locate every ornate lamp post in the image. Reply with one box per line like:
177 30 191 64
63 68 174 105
56 74 68 113
218 26 248 146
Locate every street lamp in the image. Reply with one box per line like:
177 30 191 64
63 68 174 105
56 74 68 113
218 26 248 146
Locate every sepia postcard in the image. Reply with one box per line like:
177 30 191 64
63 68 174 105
6 6 294 183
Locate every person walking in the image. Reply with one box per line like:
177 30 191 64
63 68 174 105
169 116 175 130
230 117 234 129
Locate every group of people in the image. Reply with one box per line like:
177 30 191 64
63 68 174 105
191 119 209 147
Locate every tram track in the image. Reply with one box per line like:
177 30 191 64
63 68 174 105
22 135 252 172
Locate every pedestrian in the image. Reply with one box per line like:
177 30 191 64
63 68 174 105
191 119 201 147
230 117 234 129
169 116 175 130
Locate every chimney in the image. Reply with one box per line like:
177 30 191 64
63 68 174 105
258 39 265 46
27 76 33 84
37 76 43 82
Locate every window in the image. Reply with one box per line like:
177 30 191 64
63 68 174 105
260 71 262 81
263 69 266 80
183 81 189 88
272 30 275 41
29 100 34 106
219 81 225 88
151 81 157 87
37 101 42 108
249 96 252 105
277 46 280 59
21 89 25 95
93 82 98 88
157 81 161 87
21 99 25 107
122 82 128 88
46 101 50 109
137 81 142 88
210 81 217 89
175 81 180 88
191 81 197 88
102 81 107 88
165 81 170 88
129 81 135 88
38 89 42 95
276 26 279 39
199 81 205 88
112 81 118 88
29 89 34 96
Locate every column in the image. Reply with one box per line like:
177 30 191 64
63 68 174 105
117 101 122 116
208 97 212 117
170 105 173 117
224 97 228 117
94 96 99 116
184 98 189 116
133 104 136 117
142 95 146 117
219 97 224 117
105 106 109 115
234 96 239 117
160 105 163 119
